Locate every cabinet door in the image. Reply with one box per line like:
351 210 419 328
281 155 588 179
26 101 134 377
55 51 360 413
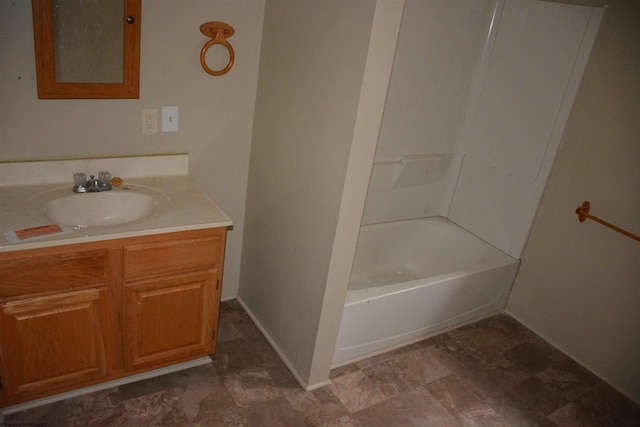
0 288 111 402
124 270 220 371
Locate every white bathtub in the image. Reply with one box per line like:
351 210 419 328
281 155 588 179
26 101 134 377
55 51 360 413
333 217 519 365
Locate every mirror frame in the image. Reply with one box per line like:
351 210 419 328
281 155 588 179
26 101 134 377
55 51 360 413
31 0 141 99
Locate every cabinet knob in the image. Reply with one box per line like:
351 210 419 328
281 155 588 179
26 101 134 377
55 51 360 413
125 16 135 25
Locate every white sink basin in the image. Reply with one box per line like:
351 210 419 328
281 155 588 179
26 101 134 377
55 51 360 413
26 184 169 227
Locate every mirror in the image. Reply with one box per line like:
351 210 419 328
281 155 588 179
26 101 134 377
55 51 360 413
32 0 141 99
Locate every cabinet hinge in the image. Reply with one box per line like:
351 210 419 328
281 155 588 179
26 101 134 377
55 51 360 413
212 329 216 341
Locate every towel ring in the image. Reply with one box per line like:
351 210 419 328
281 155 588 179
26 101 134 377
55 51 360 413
200 22 235 76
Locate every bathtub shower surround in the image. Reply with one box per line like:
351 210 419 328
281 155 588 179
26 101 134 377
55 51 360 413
334 218 519 364
362 153 464 224
334 0 603 364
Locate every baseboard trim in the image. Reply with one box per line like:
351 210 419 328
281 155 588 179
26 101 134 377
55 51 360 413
1 357 212 416
235 296 329 391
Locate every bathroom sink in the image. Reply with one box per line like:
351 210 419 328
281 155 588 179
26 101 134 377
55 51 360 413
26 184 169 227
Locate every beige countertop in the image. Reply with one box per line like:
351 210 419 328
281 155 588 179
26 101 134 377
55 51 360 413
0 155 232 252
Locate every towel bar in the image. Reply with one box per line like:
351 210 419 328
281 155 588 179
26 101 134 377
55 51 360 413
575 201 639 242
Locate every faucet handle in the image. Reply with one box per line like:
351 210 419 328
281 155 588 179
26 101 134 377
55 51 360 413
73 172 86 186
98 171 111 185
98 171 112 190
73 172 87 193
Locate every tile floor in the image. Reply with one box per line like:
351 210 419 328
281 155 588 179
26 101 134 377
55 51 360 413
4 299 639 426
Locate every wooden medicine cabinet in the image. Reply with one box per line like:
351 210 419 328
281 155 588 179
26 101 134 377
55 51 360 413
31 0 141 99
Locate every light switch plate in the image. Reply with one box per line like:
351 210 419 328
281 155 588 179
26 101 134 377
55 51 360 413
162 106 179 132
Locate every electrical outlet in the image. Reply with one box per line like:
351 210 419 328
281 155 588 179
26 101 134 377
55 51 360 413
142 109 158 134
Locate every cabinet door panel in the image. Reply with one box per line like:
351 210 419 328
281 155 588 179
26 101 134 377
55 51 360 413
0 288 111 400
124 270 219 371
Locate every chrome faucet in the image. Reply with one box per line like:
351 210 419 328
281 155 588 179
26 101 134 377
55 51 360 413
73 171 113 193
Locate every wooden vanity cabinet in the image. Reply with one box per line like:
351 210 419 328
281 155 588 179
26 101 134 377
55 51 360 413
0 227 226 408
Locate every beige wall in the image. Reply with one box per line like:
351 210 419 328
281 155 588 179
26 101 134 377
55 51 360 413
507 0 640 403
239 0 376 387
0 1 265 300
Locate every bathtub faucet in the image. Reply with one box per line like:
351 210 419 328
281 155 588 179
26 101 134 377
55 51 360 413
73 171 112 193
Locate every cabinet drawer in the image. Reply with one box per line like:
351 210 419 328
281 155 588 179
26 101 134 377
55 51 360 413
0 251 109 299
123 235 222 280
